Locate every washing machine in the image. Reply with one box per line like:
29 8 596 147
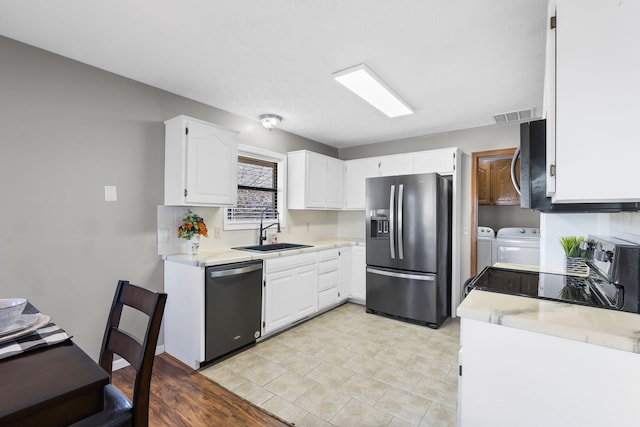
477 226 495 272
492 227 541 267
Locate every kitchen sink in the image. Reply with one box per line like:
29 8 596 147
233 243 313 253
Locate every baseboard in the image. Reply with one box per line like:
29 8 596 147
112 345 165 371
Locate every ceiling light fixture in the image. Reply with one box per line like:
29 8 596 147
332 64 414 118
259 114 282 130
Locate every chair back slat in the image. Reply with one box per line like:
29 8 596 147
107 328 143 372
98 280 167 427
119 284 159 317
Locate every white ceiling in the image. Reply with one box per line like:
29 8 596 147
0 0 548 148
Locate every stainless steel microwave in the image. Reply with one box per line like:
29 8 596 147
513 119 639 213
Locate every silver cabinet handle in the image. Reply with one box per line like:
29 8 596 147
398 184 404 260
389 184 395 259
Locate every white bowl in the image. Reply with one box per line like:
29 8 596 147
0 298 28 329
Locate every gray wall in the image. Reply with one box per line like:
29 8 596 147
0 36 336 360
339 122 521 160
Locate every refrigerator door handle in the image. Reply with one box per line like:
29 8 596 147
389 184 396 259
366 267 436 281
398 184 404 260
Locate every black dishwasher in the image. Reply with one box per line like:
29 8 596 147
205 260 263 364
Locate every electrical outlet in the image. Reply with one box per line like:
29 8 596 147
214 227 221 239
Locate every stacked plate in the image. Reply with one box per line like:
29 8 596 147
0 298 51 344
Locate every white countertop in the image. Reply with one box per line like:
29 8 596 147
163 239 363 267
458 286 640 354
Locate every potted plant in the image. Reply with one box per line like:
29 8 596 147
178 209 208 255
560 236 587 275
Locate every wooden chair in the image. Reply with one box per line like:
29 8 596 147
72 280 167 427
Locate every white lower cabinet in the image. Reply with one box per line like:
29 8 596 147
264 252 318 335
163 261 205 369
318 248 341 310
349 245 366 303
459 318 640 427
338 247 350 302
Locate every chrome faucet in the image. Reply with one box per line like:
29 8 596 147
259 207 280 245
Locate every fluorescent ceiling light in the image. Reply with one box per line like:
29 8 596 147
333 64 414 118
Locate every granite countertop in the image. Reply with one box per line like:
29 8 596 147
458 289 640 354
163 239 363 267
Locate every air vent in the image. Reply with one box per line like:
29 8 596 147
493 109 533 124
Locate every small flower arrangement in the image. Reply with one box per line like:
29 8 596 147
178 209 208 240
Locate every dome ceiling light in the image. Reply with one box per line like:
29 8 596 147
259 114 283 130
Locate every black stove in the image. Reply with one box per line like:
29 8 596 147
467 235 640 313
468 266 622 310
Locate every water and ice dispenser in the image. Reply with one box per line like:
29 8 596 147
369 209 390 239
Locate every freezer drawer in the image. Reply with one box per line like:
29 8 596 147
366 266 447 327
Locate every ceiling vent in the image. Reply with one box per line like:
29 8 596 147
493 108 533 124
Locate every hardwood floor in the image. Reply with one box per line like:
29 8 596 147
112 353 292 427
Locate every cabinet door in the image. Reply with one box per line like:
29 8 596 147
264 270 297 334
293 264 318 320
378 155 413 177
338 248 350 302
477 160 491 206
185 120 238 205
350 246 366 302
305 152 327 208
325 157 344 208
491 158 520 205
344 158 379 209
413 149 455 174
554 0 640 203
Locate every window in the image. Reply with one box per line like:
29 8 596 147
224 145 286 230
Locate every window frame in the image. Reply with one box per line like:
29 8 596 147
224 144 286 231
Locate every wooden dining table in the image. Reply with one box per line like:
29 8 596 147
0 325 109 426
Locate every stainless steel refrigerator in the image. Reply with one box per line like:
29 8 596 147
365 173 452 328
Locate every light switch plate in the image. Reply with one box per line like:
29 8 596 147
104 186 118 202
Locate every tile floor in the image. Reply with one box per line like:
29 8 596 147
200 303 460 427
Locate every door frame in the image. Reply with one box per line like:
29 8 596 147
470 147 517 276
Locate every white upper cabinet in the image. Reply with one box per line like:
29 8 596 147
342 148 457 210
378 155 413 177
413 148 456 174
549 0 640 203
164 115 239 206
287 150 344 209
343 158 380 210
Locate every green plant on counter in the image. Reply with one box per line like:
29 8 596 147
560 236 586 258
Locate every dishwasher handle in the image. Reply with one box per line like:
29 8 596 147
209 262 263 278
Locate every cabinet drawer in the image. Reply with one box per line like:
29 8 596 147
265 252 317 274
319 270 339 291
318 287 338 309
318 258 339 275
318 248 340 262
